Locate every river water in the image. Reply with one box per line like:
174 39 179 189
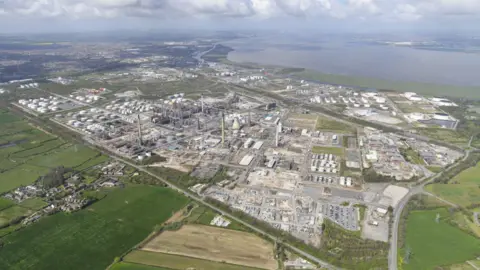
225 37 480 87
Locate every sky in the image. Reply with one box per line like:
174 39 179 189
0 0 479 33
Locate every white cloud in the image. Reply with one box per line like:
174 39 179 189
394 3 421 21
0 0 479 23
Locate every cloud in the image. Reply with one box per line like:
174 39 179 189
394 3 421 21
0 0 479 23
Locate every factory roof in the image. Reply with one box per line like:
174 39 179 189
239 155 255 166
252 141 264 150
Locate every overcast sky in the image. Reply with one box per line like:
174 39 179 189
0 0 479 33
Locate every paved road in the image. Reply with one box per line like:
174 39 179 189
388 148 474 270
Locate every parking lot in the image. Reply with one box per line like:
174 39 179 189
320 203 359 231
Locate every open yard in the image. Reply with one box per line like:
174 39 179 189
0 186 188 270
312 146 345 157
401 209 480 270
124 250 265 270
426 162 480 207
315 116 354 133
141 224 277 270
285 113 317 129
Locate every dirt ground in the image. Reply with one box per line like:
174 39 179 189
142 224 277 270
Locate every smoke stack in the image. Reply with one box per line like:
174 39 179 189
137 114 143 146
276 122 282 147
221 112 225 147
248 110 251 126
201 94 204 114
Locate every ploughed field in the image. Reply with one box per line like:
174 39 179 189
140 224 277 270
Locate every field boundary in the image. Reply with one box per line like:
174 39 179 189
124 250 267 270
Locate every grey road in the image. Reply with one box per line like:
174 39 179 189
388 147 474 270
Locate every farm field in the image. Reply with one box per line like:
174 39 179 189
0 110 108 193
315 116 354 133
451 211 480 238
141 224 277 270
0 197 48 228
18 197 48 210
312 146 345 156
110 262 170 270
0 205 33 227
401 209 480 270
426 162 480 207
444 263 476 270
0 186 188 270
124 250 265 270
0 197 14 211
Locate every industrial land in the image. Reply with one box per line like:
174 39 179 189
0 32 479 270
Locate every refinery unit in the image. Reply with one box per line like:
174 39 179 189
18 82 39 89
15 96 83 115
7 64 465 252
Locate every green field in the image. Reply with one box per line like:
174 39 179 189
18 198 48 210
0 206 32 227
110 262 170 270
0 186 188 270
0 197 14 211
426 166 444 173
315 116 354 133
417 128 469 147
289 69 480 99
312 146 345 157
123 250 263 270
401 209 480 270
426 162 480 207
0 111 108 193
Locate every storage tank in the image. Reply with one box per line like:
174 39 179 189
433 113 450 120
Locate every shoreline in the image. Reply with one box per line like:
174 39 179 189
221 44 480 100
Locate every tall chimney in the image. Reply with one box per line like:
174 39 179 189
137 114 143 146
